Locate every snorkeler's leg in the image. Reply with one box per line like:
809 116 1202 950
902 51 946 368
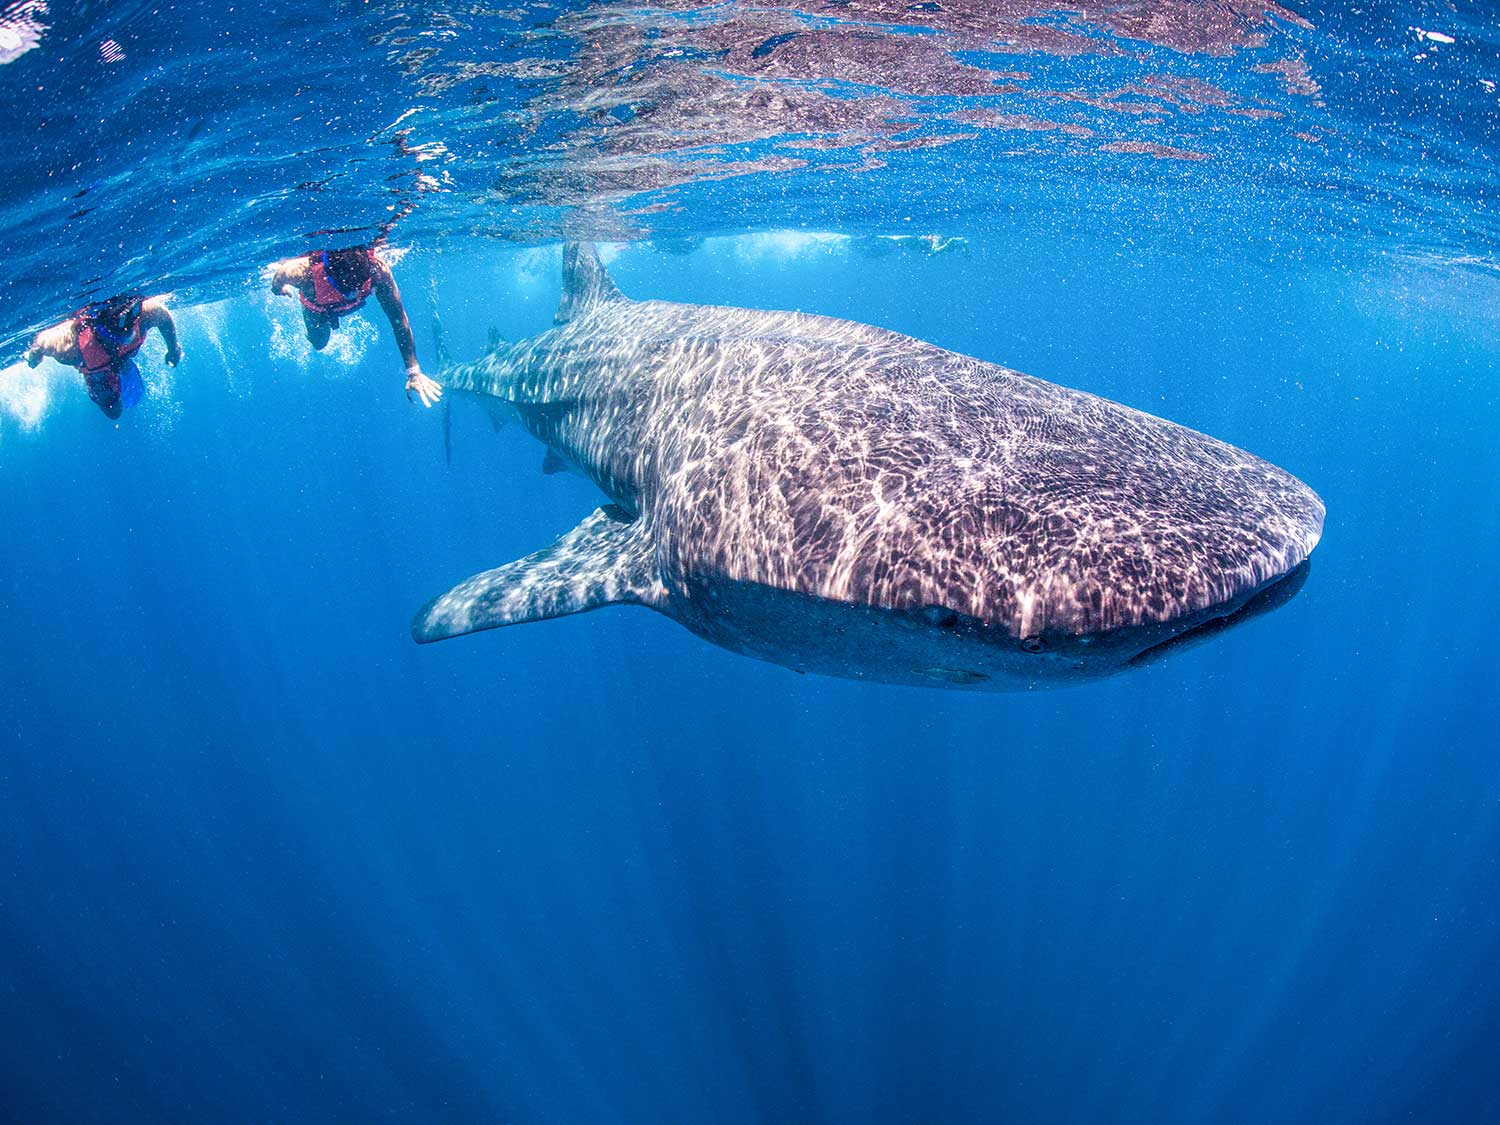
84 368 124 419
89 384 123 419
301 307 334 350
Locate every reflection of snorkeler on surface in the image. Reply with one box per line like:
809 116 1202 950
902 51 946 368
21 294 182 419
266 245 442 407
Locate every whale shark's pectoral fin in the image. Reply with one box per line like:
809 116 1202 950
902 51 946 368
412 505 661 644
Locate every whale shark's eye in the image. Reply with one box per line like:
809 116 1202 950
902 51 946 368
1021 636 1044 653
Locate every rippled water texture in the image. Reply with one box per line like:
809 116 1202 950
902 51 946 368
3 1 1497 337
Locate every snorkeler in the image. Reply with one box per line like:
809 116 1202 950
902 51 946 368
267 245 443 407
21 294 182 420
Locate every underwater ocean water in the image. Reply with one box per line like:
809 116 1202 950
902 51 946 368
3 1 1500 1122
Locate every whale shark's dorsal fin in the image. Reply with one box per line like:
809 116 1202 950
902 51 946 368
555 243 625 325
412 506 662 643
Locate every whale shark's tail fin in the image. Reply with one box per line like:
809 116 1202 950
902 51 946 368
428 272 453 369
411 506 663 643
555 243 626 324
431 313 452 369
428 279 456 466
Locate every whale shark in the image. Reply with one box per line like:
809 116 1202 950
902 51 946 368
413 244 1324 689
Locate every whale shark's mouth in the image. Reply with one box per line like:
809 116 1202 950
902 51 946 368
1126 560 1313 668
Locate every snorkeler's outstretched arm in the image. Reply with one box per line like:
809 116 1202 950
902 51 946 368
23 320 81 368
372 260 442 407
266 257 306 297
141 298 182 366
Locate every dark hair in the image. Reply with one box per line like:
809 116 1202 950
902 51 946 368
87 293 144 337
324 247 374 290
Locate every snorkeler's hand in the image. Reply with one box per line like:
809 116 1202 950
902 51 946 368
164 344 183 367
406 370 443 408
23 346 40 368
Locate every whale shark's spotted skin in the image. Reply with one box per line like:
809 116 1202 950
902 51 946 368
415 245 1323 689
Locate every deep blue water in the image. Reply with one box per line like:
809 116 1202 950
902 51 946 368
4 3 1500 1123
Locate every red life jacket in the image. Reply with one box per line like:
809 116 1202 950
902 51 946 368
300 250 374 315
75 303 145 375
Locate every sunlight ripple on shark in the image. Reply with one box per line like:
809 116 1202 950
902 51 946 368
413 244 1324 690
